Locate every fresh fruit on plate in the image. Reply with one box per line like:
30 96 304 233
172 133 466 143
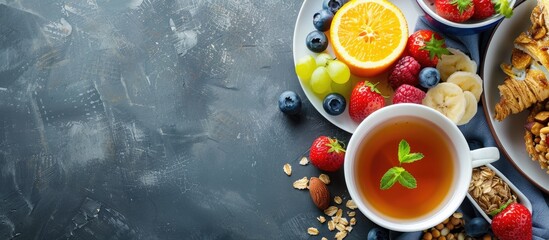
295 55 317 82
392 84 426 104
306 30 329 53
310 66 332 94
436 48 477 81
323 0 349 14
330 0 408 77
422 82 466 124
313 9 334 32
457 91 478 125
388 56 421 90
407 30 450 68
325 59 351 84
323 93 346 115
491 202 532 240
349 81 386 123
418 67 441 89
309 136 346 172
446 71 483 102
434 0 475 23
278 91 302 115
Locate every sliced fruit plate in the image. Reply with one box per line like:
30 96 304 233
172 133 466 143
293 0 482 133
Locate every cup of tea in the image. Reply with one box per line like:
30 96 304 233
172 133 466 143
344 103 499 232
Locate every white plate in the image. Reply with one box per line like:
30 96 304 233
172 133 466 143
292 0 419 133
482 0 549 193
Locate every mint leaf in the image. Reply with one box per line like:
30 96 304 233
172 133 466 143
398 140 410 162
400 153 424 164
380 167 404 190
398 170 417 189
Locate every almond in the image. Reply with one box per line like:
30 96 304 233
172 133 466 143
309 177 330 210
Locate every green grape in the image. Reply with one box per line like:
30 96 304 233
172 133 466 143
331 79 353 98
315 53 333 67
310 66 332 95
295 55 316 82
326 60 351 84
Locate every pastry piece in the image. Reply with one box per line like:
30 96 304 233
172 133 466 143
524 100 549 174
495 68 549 121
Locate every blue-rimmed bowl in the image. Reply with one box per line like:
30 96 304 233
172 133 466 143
414 0 516 35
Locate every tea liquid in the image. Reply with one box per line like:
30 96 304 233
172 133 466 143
355 117 455 220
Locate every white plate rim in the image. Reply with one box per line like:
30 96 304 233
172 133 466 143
292 0 419 133
481 0 549 194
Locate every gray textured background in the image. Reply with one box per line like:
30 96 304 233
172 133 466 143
0 0 369 239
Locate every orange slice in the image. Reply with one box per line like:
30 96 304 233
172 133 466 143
330 0 408 77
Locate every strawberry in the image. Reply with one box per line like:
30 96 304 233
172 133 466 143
392 84 426 104
491 202 532 240
406 30 450 68
434 0 474 23
472 0 513 20
388 56 421 89
309 136 346 172
349 81 386 123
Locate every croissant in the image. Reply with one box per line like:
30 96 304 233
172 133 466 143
495 68 549 121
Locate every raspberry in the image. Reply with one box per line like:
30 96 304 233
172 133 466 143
388 56 421 89
392 84 426 104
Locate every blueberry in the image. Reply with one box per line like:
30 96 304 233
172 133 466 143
322 0 349 14
313 9 334 32
367 227 389 240
306 30 328 53
464 217 490 237
323 93 346 115
418 67 441 89
278 91 302 115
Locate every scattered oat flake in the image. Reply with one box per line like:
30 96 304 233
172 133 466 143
350 217 356 226
317 216 326 223
299 157 309 165
293 177 308 190
348 211 356 217
283 163 292 176
335 230 347 240
346 200 358 210
336 223 346 232
339 217 349 226
334 196 342 204
307 227 319 236
332 215 341 224
328 220 336 231
319 173 330 184
324 206 338 216
321 238 328 240
345 226 353 232
336 208 343 218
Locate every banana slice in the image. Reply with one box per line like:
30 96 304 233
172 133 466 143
457 91 478 126
446 71 483 102
422 82 466 124
436 48 477 81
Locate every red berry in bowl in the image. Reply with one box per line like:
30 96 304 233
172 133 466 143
434 0 474 23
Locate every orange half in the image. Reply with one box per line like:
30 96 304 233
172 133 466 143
330 0 408 77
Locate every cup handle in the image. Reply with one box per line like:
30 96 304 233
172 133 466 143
470 147 500 168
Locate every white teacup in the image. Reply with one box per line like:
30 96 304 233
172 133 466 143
344 104 499 232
